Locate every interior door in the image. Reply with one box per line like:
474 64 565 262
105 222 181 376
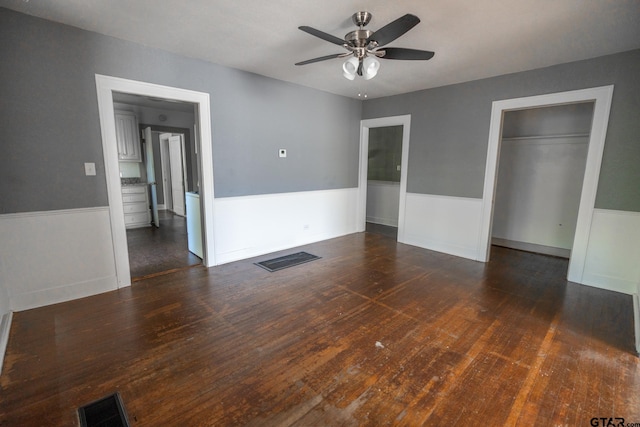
169 135 186 216
159 133 173 212
144 127 160 227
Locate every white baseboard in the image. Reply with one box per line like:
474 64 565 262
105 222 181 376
10 275 118 312
214 188 358 265
366 216 398 227
491 237 570 258
0 311 13 375
402 193 483 260
216 229 351 265
580 273 638 295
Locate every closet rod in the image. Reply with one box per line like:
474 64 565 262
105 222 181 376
501 133 590 142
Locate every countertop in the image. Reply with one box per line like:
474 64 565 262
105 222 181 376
121 182 148 187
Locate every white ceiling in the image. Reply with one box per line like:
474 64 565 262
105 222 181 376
4 0 640 99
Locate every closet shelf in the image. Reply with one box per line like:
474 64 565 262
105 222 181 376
501 133 590 141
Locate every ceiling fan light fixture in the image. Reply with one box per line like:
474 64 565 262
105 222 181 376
297 12 434 83
363 56 380 80
342 57 358 80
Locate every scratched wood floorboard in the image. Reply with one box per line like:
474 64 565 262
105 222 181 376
1 231 638 426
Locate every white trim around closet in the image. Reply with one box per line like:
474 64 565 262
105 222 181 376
478 85 614 287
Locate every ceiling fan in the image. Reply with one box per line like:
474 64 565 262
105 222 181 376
295 11 435 80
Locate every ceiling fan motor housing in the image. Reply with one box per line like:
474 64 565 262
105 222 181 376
345 29 373 48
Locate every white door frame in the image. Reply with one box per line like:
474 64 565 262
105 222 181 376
158 133 173 212
168 134 187 216
634 290 640 354
357 115 411 241
478 85 614 284
95 74 217 288
143 127 160 227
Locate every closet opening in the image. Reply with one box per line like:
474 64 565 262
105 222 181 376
478 86 614 284
491 102 595 259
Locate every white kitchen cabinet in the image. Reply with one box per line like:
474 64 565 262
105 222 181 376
115 110 141 162
122 185 150 228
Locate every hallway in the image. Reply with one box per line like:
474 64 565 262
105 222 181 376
126 210 201 279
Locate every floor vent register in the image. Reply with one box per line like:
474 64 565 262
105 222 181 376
255 251 321 272
78 392 130 427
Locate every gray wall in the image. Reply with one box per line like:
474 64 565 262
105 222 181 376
362 49 640 212
0 8 361 214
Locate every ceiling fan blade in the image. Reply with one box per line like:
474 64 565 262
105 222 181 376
295 53 343 66
298 26 345 46
380 48 435 60
367 14 420 47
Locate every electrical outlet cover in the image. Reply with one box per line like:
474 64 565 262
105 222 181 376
84 162 96 176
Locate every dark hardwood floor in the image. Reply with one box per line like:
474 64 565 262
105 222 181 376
127 210 201 280
365 222 398 239
1 232 638 426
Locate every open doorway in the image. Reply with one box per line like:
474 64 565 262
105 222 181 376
491 102 594 258
158 132 188 217
478 86 614 284
358 115 411 241
111 93 203 280
95 75 216 289
365 125 404 239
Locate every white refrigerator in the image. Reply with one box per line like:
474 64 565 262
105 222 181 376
185 192 203 259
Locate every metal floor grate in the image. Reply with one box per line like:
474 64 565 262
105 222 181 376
78 392 130 427
255 251 321 272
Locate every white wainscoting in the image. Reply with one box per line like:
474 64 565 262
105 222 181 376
402 193 484 260
366 181 400 227
581 209 640 295
0 311 12 375
0 207 117 311
213 188 359 265
403 194 640 296
2 196 636 316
